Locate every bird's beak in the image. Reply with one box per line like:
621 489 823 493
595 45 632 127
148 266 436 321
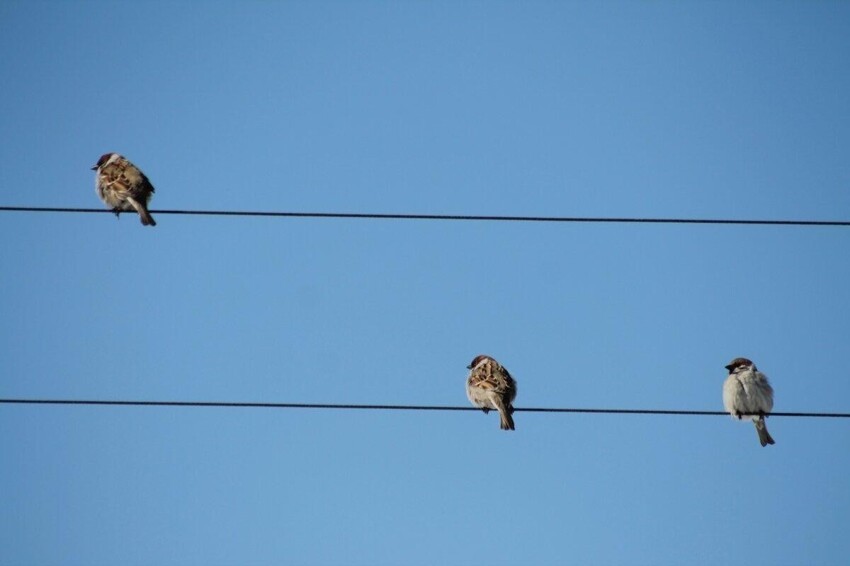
466 364 472 369
724 364 734 371
90 165 98 171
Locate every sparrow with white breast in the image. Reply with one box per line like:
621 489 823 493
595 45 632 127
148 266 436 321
466 355 517 431
92 153 156 226
723 357 775 446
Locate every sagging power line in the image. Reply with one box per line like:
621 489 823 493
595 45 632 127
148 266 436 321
1 398 848 418
1 206 849 227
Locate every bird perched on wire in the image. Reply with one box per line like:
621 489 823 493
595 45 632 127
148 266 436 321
92 153 156 226
466 354 517 430
723 357 775 446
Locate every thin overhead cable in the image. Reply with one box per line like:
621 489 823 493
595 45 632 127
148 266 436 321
1 206 849 227
1 399 848 418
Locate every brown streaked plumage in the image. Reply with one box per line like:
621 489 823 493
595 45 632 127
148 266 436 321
466 354 517 431
92 153 156 226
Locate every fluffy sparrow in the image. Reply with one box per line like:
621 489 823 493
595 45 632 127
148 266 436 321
466 355 517 431
92 153 156 226
723 357 775 446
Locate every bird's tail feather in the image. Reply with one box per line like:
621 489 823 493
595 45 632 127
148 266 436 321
499 407 515 431
129 198 156 226
139 207 156 226
754 417 775 447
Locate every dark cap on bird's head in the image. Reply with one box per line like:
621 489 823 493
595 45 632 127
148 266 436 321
467 354 494 369
725 357 754 372
91 153 117 170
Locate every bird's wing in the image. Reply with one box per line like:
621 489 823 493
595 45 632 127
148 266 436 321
121 165 155 194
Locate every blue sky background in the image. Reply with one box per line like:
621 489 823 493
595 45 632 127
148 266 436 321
2 2 849 564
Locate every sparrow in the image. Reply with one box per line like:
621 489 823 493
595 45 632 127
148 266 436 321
466 354 517 431
723 357 775 447
92 153 156 226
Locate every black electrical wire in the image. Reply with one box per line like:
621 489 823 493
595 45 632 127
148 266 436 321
1 206 849 226
1 398 847 417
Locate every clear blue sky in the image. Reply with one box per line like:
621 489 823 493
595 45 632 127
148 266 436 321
2 2 849 564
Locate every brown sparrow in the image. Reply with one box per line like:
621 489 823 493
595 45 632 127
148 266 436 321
466 355 517 430
723 357 775 446
92 153 156 226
